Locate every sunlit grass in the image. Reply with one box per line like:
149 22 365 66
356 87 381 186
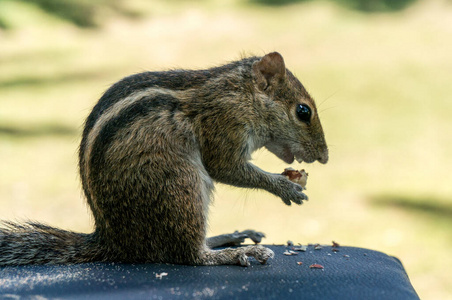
0 1 451 298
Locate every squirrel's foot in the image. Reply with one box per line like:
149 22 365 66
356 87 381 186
235 245 275 266
199 245 274 266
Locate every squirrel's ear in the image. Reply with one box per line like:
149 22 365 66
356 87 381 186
252 52 286 91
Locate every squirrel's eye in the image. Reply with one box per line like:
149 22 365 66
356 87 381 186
296 104 311 124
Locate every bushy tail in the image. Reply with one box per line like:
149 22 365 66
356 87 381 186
0 221 99 266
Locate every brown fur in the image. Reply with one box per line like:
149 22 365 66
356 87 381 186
0 52 328 266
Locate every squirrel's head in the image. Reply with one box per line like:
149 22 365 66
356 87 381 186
252 52 329 165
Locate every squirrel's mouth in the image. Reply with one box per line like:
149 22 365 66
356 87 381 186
281 145 303 164
279 144 328 165
282 150 295 164
293 147 318 164
265 143 307 164
282 147 307 164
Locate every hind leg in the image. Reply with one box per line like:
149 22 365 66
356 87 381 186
197 245 274 267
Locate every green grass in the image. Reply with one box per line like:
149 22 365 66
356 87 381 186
1 0 451 299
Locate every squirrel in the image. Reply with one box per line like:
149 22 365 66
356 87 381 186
0 52 328 267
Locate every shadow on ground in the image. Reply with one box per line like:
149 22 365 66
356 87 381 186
371 194 452 223
0 70 108 89
0 124 78 138
16 0 139 28
251 0 418 12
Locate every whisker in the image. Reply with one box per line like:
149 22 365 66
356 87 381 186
319 106 338 113
318 90 340 108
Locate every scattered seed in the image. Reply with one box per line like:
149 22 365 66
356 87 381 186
332 241 340 248
156 272 168 279
297 262 303 265
292 245 307 252
284 250 299 256
314 244 322 250
309 264 324 269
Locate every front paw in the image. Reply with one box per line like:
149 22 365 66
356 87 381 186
239 230 266 244
227 230 266 245
277 176 308 206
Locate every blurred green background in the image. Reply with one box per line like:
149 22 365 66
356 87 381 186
0 0 451 298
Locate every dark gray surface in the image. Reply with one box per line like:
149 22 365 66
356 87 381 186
0 245 419 299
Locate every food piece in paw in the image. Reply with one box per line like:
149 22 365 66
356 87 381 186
282 168 308 189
